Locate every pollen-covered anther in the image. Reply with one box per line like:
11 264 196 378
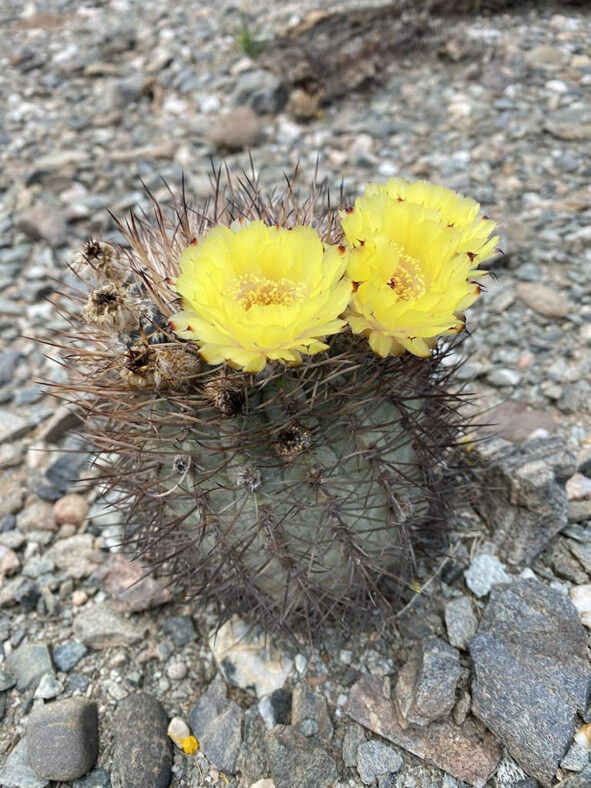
387 250 426 302
273 423 313 458
82 284 138 335
235 463 262 492
203 377 245 417
229 273 305 311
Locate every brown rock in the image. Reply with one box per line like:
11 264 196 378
45 534 104 578
345 675 500 788
53 493 89 527
209 107 263 151
515 282 572 318
475 400 556 443
94 554 171 612
16 204 68 247
0 545 20 576
16 500 57 533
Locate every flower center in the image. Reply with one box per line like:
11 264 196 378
386 248 426 302
230 273 304 310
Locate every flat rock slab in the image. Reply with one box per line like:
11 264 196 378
470 579 591 787
73 602 147 648
188 680 243 774
471 435 576 564
345 675 500 788
6 642 54 690
0 738 50 788
113 693 172 788
265 724 338 788
27 698 98 781
94 554 171 612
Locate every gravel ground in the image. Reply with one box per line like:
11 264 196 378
0 1 590 787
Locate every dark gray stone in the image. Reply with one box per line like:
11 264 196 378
0 737 49 788
53 642 88 672
470 580 591 786
68 673 91 693
12 577 40 610
236 706 269 785
113 693 172 788
161 614 197 647
342 723 367 767
444 595 478 649
266 725 338 788
72 766 111 787
0 667 16 691
188 680 243 774
27 698 98 781
44 446 90 497
555 766 591 788
232 68 287 115
395 636 460 727
356 740 403 785
6 642 54 690
259 687 292 729
471 436 576 564
291 683 333 740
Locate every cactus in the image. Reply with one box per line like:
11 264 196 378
56 169 497 630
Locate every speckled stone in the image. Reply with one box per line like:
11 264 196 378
27 698 98 781
112 693 172 788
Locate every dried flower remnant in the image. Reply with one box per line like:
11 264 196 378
82 284 139 336
340 178 499 358
71 239 128 286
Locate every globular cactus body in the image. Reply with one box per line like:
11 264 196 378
57 170 495 630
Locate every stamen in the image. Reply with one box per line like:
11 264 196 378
230 273 304 310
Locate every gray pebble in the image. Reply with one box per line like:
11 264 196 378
53 642 88 672
161 614 196 647
72 766 112 788
27 698 98 781
356 740 403 785
266 725 338 788
444 595 478 650
0 737 49 788
300 718 319 737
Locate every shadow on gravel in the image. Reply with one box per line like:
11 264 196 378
261 0 589 115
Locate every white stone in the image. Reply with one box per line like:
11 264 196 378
294 654 307 674
167 717 191 750
210 615 292 698
569 584 591 628
566 473 591 501
464 554 513 597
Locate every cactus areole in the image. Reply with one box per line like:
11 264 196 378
58 170 498 631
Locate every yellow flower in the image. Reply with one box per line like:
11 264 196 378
340 179 498 358
170 220 351 373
